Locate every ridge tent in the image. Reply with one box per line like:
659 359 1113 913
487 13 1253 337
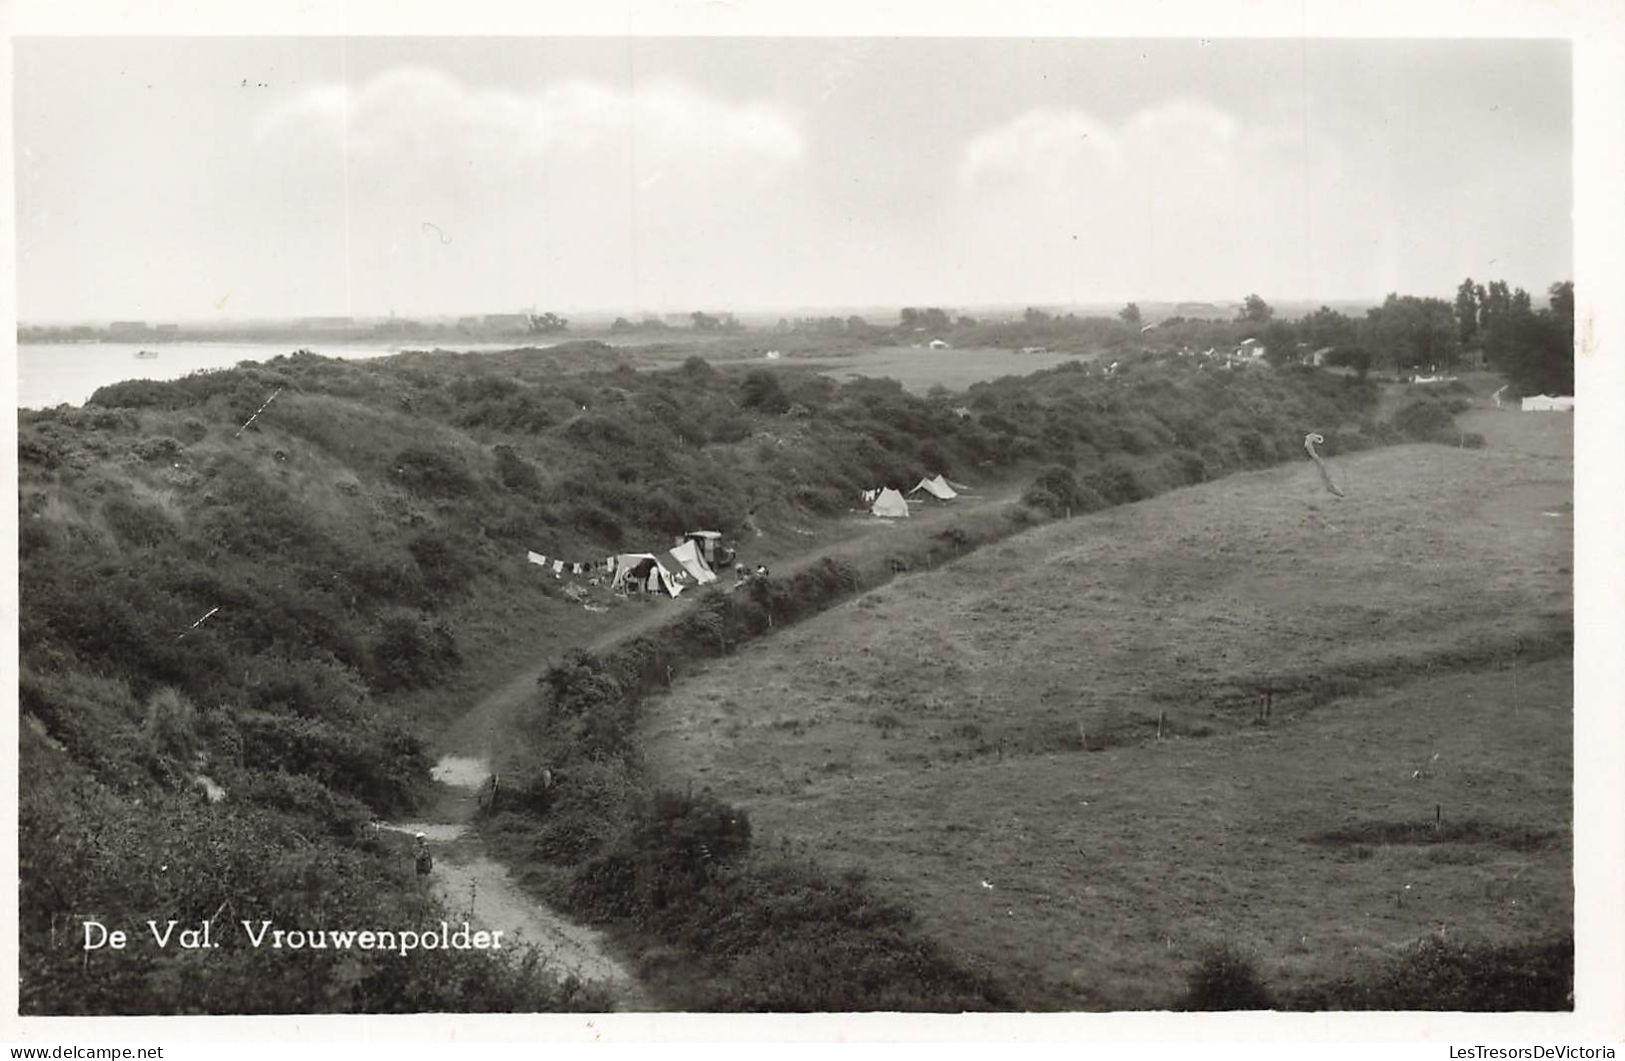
870 487 910 519
669 540 717 584
909 475 958 500
609 554 683 597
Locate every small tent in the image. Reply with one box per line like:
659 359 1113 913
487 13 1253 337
669 540 717 584
870 487 910 519
1521 394 1575 412
909 475 958 501
609 554 683 597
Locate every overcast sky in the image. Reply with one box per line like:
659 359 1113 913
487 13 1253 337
13 37 1571 321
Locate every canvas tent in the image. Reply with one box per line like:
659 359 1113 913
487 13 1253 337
1521 394 1575 412
870 487 910 518
909 475 958 501
669 540 717 584
609 554 682 597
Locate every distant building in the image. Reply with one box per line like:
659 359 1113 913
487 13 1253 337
1309 346 1334 367
928 338 951 350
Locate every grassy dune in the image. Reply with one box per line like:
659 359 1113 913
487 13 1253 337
638 409 1572 1007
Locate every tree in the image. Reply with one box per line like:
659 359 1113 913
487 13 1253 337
1119 303 1143 327
1324 346 1374 381
526 312 568 334
1304 306 1357 350
1454 278 1479 346
690 311 723 332
1362 294 1459 374
1493 280 1573 395
609 317 634 334
1261 320 1300 366
1238 294 1273 324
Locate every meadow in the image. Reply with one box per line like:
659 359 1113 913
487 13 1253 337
635 407 1572 1008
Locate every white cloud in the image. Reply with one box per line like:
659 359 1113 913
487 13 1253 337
950 99 1333 303
250 70 806 313
257 69 802 176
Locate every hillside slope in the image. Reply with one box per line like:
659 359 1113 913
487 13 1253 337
638 411 1572 1007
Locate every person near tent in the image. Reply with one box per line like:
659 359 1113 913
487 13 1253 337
413 832 433 879
755 564 769 578
735 563 750 583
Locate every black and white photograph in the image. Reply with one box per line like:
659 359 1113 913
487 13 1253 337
4 0 1623 1048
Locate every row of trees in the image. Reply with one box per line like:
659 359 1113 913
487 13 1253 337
608 312 744 334
1232 280 1572 394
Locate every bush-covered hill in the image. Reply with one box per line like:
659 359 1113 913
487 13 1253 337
18 342 1402 1012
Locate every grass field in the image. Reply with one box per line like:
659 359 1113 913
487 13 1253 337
638 407 1572 1007
698 344 1102 395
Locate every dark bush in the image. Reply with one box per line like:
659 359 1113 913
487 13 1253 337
102 496 172 549
740 371 791 414
367 613 461 692
1182 943 1274 1010
391 446 476 498
492 444 541 492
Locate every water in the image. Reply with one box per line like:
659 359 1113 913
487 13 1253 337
14 340 540 409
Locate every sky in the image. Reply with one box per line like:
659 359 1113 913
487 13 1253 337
12 37 1572 322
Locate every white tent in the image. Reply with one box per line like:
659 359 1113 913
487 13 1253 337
1521 394 1575 412
609 554 683 597
909 475 958 500
668 540 717 584
870 487 910 519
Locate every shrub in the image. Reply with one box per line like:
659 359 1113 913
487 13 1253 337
1390 399 1456 442
740 371 791 413
391 446 476 498
367 613 462 692
492 444 541 492
142 687 200 764
102 496 172 549
408 532 476 598
1182 943 1274 1010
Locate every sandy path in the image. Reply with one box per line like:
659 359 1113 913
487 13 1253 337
382 754 647 1007
399 478 1023 1009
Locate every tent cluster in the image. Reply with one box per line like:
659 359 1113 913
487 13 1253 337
527 530 728 598
862 475 967 519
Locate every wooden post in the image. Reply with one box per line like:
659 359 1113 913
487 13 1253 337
1157 710 1166 740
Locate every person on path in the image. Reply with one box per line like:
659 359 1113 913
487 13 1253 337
413 832 433 880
